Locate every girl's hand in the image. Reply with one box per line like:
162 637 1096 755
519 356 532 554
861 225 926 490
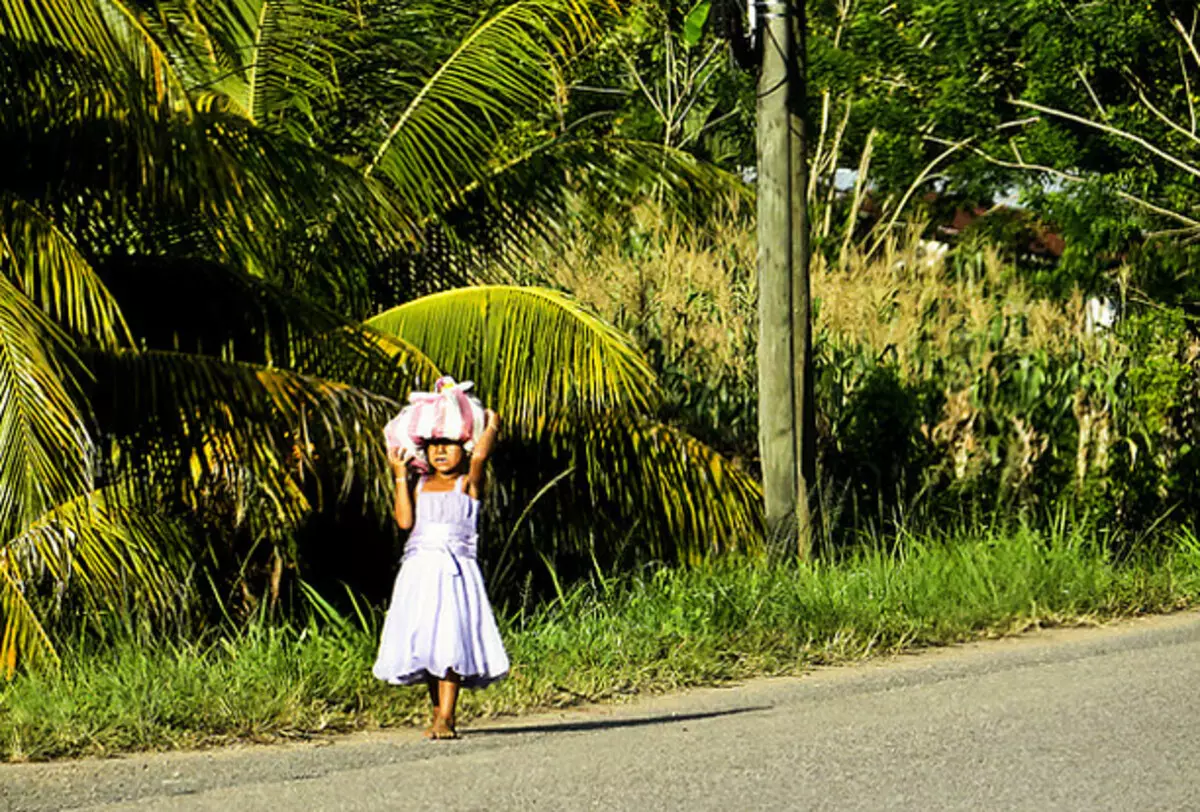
485 410 502 435
388 447 416 528
468 411 501 498
388 447 408 477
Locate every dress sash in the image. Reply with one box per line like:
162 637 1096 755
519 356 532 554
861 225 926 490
404 521 478 562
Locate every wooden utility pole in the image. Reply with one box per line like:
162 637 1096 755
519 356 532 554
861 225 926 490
789 0 815 559
754 0 813 555
755 0 797 541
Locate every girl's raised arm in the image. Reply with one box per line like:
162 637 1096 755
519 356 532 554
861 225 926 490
389 447 416 529
467 410 501 498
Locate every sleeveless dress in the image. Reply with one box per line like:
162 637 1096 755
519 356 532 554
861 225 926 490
372 475 509 688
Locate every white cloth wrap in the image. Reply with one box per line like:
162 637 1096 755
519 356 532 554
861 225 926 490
404 522 478 563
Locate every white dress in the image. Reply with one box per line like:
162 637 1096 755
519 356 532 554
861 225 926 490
372 475 509 687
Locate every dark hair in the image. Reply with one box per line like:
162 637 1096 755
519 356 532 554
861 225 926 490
422 437 465 447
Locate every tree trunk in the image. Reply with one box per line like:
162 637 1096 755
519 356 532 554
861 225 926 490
756 0 798 540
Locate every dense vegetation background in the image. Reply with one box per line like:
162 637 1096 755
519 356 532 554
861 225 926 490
2 0 1200 692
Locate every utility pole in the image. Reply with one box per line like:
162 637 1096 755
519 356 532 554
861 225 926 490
751 0 813 555
789 0 815 559
755 0 798 544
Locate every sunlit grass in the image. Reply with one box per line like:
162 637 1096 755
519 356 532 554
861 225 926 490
3 526 1199 761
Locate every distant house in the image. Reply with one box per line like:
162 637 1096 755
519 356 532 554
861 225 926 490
854 192 1067 264
936 204 1066 263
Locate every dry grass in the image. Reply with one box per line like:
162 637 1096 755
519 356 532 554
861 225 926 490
515 200 757 382
521 203 1100 374
513 200 1140 496
813 228 1097 377
812 229 1113 489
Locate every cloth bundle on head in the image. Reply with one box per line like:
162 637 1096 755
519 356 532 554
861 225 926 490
384 376 486 472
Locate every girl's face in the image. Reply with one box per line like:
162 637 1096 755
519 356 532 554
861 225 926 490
425 440 466 474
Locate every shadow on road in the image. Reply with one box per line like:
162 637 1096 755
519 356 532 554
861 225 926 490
466 706 769 737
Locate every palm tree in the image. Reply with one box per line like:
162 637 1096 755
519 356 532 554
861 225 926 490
0 0 761 673
365 286 763 589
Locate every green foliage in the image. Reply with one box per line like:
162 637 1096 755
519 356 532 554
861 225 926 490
356 0 600 216
8 0 1200 699
0 0 762 676
815 260 1200 540
561 0 756 169
367 285 764 593
1096 308 1200 533
680 0 710 48
546 0 1200 296
367 286 660 438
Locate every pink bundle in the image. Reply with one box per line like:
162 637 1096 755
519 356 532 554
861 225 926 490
384 376 486 472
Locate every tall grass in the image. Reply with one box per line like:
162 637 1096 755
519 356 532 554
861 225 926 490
4 526 1199 761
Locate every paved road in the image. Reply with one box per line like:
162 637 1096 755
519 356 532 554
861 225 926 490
5 611 1200 811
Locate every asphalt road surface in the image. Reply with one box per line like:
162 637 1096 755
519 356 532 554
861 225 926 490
5 610 1200 811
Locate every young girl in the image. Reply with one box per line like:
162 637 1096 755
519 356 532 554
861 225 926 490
372 409 509 739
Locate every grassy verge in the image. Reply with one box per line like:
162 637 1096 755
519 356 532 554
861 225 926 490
4 527 1200 761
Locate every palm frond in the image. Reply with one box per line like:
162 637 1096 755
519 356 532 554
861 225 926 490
97 255 439 392
168 117 414 307
361 0 600 217
1 487 193 674
582 418 763 563
0 0 189 107
2 84 412 309
4 487 191 617
0 274 91 540
358 327 442 390
417 135 751 279
485 417 761 593
159 0 347 133
0 559 58 677
86 349 400 513
366 285 659 438
0 194 132 348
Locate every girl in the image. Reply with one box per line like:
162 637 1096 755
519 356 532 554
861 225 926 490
372 409 509 739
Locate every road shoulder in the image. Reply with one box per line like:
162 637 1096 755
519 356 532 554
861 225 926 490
4 608 1200 811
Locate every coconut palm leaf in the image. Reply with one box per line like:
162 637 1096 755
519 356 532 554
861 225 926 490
1 487 193 673
3 91 412 308
357 327 442 391
0 0 189 107
96 256 439 392
484 416 761 592
0 274 91 541
0 25 412 308
366 285 659 438
0 195 131 349
581 417 763 563
414 135 750 280
158 0 347 134
4 487 191 615
0 561 57 676
164 118 413 305
86 349 400 512
361 0 600 217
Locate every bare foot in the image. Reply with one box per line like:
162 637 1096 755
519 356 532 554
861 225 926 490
424 715 458 740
